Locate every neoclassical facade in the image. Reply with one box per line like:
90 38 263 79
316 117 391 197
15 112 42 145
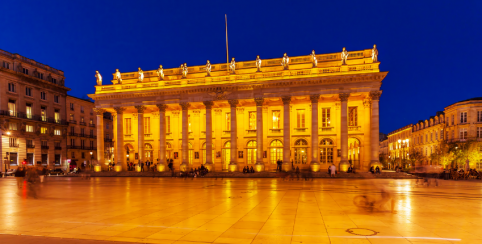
89 47 387 172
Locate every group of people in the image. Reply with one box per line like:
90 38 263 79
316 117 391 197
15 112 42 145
180 165 209 178
369 166 381 174
275 159 284 172
243 166 255 173
13 166 49 198
126 161 155 171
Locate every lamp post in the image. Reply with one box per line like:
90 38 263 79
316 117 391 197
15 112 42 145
89 151 93 169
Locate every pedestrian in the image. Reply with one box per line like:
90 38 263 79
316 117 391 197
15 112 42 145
376 166 381 174
296 166 300 180
250 166 254 173
141 161 144 172
15 167 26 188
291 160 294 171
329 164 336 178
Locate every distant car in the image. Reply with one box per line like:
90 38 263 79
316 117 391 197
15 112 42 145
48 168 65 176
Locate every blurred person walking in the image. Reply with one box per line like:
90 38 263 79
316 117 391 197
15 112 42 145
14 167 26 188
330 164 336 178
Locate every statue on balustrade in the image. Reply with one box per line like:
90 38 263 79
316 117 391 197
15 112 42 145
229 57 236 74
95 71 102 86
372 44 378 62
206 60 212 76
156 65 164 80
137 67 144 83
115 69 122 84
341 47 349 65
310 50 318 68
281 53 289 70
256 55 262 72
182 63 188 78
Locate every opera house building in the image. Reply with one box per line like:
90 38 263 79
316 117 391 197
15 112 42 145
88 47 387 172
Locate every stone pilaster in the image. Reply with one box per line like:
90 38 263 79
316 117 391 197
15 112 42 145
228 99 238 172
135 105 146 164
281 96 291 171
156 104 168 171
203 101 214 171
363 97 372 171
254 97 265 172
310 95 320 172
339 93 350 172
113 107 126 170
93 108 105 168
179 102 190 171
369 91 382 168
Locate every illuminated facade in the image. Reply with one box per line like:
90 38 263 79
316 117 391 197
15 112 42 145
412 112 445 165
0 49 69 170
89 47 387 172
387 124 412 167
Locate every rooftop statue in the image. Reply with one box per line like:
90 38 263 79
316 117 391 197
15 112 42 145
372 44 378 63
95 71 102 86
182 63 188 78
229 57 236 74
281 53 289 70
341 47 349 65
115 69 122 84
137 67 144 83
256 55 262 72
156 65 164 80
310 50 318 68
206 60 212 77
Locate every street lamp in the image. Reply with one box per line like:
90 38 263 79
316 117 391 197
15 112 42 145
89 151 93 169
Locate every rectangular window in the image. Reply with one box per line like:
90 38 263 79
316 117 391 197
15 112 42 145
70 103 74 110
452 115 454 125
9 138 17 147
55 110 60 123
81 140 85 148
54 129 61 135
27 153 34 165
27 140 33 147
296 109 305 128
81 152 85 159
166 116 171 133
90 141 94 148
54 154 60 165
226 113 231 130
40 91 46 100
81 117 84 123
80 106 84 113
89 119 93 125
26 125 34 132
144 117 151 134
90 129 93 136
81 128 85 136
321 108 331 127
70 114 74 121
249 111 256 130
105 134 110 140
478 127 482 138
9 122 17 131
70 138 75 146
26 104 32 119
41 106 47 121
125 118 131 134
349 107 358 126
41 127 47 134
8 83 16 92
272 110 281 129
440 129 444 140
25 87 32 96
23 68 29 75
41 154 48 164
10 152 18 165
3 61 10 69
461 112 467 124
460 128 468 139
8 100 16 116
106 123 110 130
478 111 482 122
54 95 59 103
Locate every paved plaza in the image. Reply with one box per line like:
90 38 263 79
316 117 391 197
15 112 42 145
0 177 481 244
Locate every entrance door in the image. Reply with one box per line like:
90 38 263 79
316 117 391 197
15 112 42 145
222 141 231 170
246 140 256 165
294 139 308 164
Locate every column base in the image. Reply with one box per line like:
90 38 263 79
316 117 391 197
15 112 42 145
254 163 265 172
204 163 214 172
94 165 102 172
114 165 122 172
310 162 321 172
338 160 350 172
179 163 189 172
228 163 238 172
156 163 166 172
369 161 383 170
281 162 291 172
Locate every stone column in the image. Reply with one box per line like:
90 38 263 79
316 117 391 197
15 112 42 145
282 96 291 171
180 102 190 171
254 97 265 172
203 101 214 171
113 107 126 171
228 99 238 172
135 106 146 165
156 104 167 171
363 98 372 171
310 95 320 172
93 108 105 168
369 91 382 168
339 93 350 172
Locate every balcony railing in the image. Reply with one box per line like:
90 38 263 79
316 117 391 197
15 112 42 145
320 127 334 132
55 146 62 150
41 145 49 149
67 145 81 149
0 111 68 125
69 120 77 124
89 123 95 127
27 144 35 148
68 132 78 136
87 134 97 139
269 129 283 133
79 122 86 126
9 143 19 148
104 138 113 142
145 133 152 138
348 126 361 131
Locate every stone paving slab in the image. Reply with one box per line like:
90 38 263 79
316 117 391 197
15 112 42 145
0 234 134 244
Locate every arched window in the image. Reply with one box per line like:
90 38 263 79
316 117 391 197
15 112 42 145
145 143 153 161
222 141 231 170
246 140 257 164
166 142 172 160
348 138 360 164
320 139 334 164
270 140 283 164
201 142 215 165
294 139 308 164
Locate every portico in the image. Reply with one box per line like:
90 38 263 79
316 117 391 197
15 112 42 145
89 47 387 172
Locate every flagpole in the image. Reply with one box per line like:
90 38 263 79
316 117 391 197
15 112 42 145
225 14 229 72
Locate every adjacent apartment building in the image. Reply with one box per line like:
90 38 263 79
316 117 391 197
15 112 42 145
0 49 69 170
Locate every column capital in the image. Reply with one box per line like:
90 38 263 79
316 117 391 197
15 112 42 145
156 104 168 112
254 97 264 106
339 93 350 102
203 101 214 109
363 98 372 108
369 91 382 101
228 99 238 107
281 96 291 105
135 105 147 113
93 108 106 115
113 107 126 114
179 102 190 110
309 94 320 103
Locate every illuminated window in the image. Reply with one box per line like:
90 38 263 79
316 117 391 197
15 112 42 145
249 111 256 130
247 140 257 164
270 140 283 164
144 117 151 133
9 122 17 131
296 109 305 128
125 118 131 134
272 110 280 129
41 106 47 121
26 104 32 119
54 129 61 136
41 127 47 134
8 100 16 116
478 111 482 122
460 112 467 124
26 125 33 132
226 113 231 130
349 107 358 126
54 110 60 123
321 108 331 127
477 127 482 138
460 128 468 139
320 139 334 164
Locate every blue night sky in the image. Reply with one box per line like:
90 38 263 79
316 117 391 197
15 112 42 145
1 0 480 134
